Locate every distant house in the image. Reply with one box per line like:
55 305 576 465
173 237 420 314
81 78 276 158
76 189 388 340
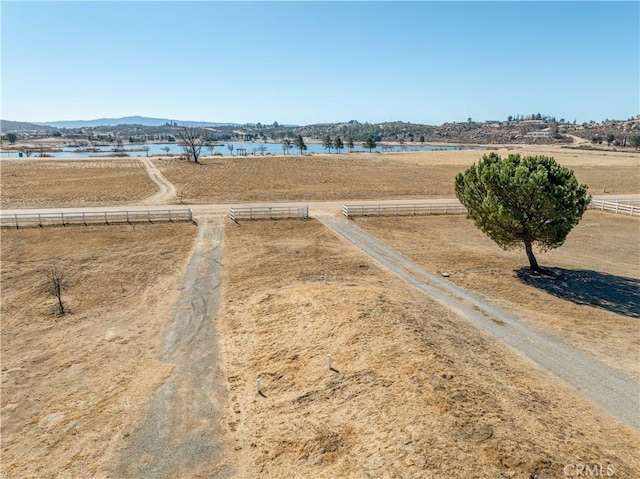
526 131 550 137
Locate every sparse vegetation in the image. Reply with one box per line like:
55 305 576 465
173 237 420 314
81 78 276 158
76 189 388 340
334 136 344 153
293 134 306 154
177 124 206 164
363 135 377 152
45 268 67 315
322 134 333 153
2 115 639 148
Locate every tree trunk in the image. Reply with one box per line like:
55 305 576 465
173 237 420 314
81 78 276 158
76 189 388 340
57 294 65 315
524 240 540 272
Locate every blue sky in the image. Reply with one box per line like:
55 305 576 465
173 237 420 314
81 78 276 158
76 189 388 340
2 1 638 125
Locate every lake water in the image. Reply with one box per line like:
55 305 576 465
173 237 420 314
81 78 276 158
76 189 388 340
0 142 477 159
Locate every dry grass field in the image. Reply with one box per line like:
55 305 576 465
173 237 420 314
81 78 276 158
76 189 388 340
1 223 198 478
0 159 157 209
356 211 640 382
156 147 639 204
1 144 638 477
220 219 639 478
1 148 637 209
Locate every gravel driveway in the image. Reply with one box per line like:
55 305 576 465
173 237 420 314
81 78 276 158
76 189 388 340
113 216 232 478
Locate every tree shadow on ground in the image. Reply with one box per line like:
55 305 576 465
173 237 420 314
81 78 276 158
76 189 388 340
515 267 640 319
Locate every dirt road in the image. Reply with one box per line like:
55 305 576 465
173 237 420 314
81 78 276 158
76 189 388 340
140 158 177 203
317 213 640 431
113 216 232 478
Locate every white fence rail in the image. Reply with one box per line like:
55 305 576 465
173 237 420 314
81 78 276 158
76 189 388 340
229 205 309 222
590 200 639 217
343 199 640 219
1 209 194 229
342 202 466 218
595 198 640 205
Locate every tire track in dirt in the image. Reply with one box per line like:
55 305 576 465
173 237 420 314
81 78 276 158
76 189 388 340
113 216 232 478
316 213 639 431
140 158 177 204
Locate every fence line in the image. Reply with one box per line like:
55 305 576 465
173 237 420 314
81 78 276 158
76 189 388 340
597 198 640 206
229 205 309 222
1 208 194 229
589 200 639 217
342 202 466 218
343 199 640 219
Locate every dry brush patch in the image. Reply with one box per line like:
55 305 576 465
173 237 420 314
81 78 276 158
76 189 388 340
220 219 639 478
156 148 639 204
356 211 640 382
0 159 157 209
1 223 198 478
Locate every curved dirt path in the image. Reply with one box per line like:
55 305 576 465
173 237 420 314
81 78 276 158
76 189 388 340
317 213 639 431
140 158 177 204
113 216 232 478
566 134 590 145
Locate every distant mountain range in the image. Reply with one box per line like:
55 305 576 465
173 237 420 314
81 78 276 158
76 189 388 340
31 116 240 129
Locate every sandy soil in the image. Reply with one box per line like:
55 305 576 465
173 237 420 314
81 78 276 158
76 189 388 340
1 223 198 478
0 159 157 209
219 219 639 478
355 211 640 382
155 148 639 204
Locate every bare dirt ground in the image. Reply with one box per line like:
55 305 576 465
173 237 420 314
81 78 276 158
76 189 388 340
1 223 198 478
155 148 639 204
0 159 157 209
220 219 639 478
355 211 640 382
